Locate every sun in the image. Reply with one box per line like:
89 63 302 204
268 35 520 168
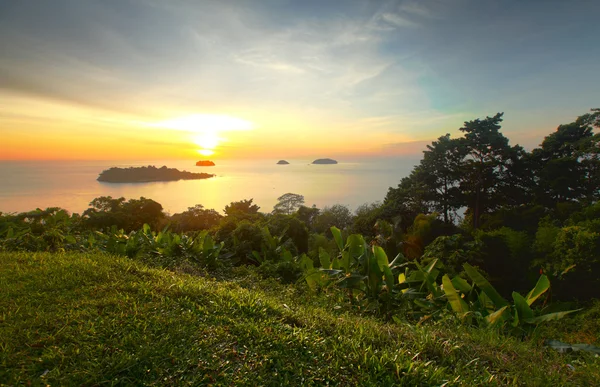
197 149 214 156
148 114 254 156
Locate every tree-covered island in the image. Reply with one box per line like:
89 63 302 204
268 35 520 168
97 165 215 183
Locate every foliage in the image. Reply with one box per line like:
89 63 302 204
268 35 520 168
223 199 261 221
83 196 164 231
351 202 384 238
272 192 305 215
170 204 222 232
313 204 353 234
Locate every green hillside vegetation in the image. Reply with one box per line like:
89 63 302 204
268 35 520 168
2 108 600 385
1 251 599 386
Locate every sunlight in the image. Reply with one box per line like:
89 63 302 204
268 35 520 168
152 114 254 133
197 149 214 156
193 132 221 150
148 114 255 157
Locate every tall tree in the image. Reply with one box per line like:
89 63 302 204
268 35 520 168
273 193 305 215
419 134 467 223
532 109 600 206
459 113 512 229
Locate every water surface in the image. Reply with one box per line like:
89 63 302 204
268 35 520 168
0 158 418 215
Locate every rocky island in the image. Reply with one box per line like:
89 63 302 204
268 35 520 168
196 160 215 166
276 160 290 165
97 166 215 183
312 158 338 165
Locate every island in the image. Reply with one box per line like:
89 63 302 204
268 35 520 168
97 166 215 183
312 158 338 165
196 160 215 166
277 160 290 165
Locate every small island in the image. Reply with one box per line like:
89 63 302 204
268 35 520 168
312 158 338 165
97 166 215 183
276 160 290 165
196 160 215 166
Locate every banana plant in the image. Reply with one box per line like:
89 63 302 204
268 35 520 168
441 263 582 329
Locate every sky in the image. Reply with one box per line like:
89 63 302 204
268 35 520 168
1 0 599 160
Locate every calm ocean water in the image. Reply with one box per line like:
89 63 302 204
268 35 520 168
0 158 419 215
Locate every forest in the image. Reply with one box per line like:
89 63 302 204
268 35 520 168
2 109 600 384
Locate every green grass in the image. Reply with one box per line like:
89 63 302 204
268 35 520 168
1 252 598 386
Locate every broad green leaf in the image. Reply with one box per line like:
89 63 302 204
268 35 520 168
298 254 314 271
463 263 508 308
340 251 350 272
512 292 534 325
524 309 583 324
367 253 383 297
486 305 509 326
318 247 331 269
442 274 469 315
346 234 365 258
331 256 341 270
280 249 293 262
451 276 472 293
143 223 151 234
525 274 550 306
373 246 390 272
330 226 344 251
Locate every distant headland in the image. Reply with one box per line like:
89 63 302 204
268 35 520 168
196 160 215 166
312 158 338 165
277 160 290 165
97 166 215 183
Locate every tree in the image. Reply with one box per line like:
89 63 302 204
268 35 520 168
83 196 164 231
313 204 353 233
273 193 305 215
531 108 600 206
459 113 512 229
419 134 467 223
296 205 320 229
170 204 222 232
224 199 261 219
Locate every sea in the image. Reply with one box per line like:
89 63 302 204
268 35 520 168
0 158 419 215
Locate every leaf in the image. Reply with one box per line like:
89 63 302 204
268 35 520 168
451 276 472 294
525 274 550 306
319 247 331 269
337 274 366 290
367 253 383 297
463 263 508 308
512 292 534 325
339 251 350 273
143 223 151 234
330 227 344 251
524 309 583 324
486 305 509 326
372 246 390 272
346 234 365 258
560 264 576 276
388 253 406 269
442 274 469 315
280 249 293 262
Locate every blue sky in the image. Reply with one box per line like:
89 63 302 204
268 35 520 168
1 0 599 159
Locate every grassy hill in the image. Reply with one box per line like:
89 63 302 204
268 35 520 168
1 251 598 386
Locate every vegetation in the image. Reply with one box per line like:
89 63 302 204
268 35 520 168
2 251 599 386
2 108 600 384
97 165 214 183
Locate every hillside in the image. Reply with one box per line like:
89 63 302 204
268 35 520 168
1 251 598 386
